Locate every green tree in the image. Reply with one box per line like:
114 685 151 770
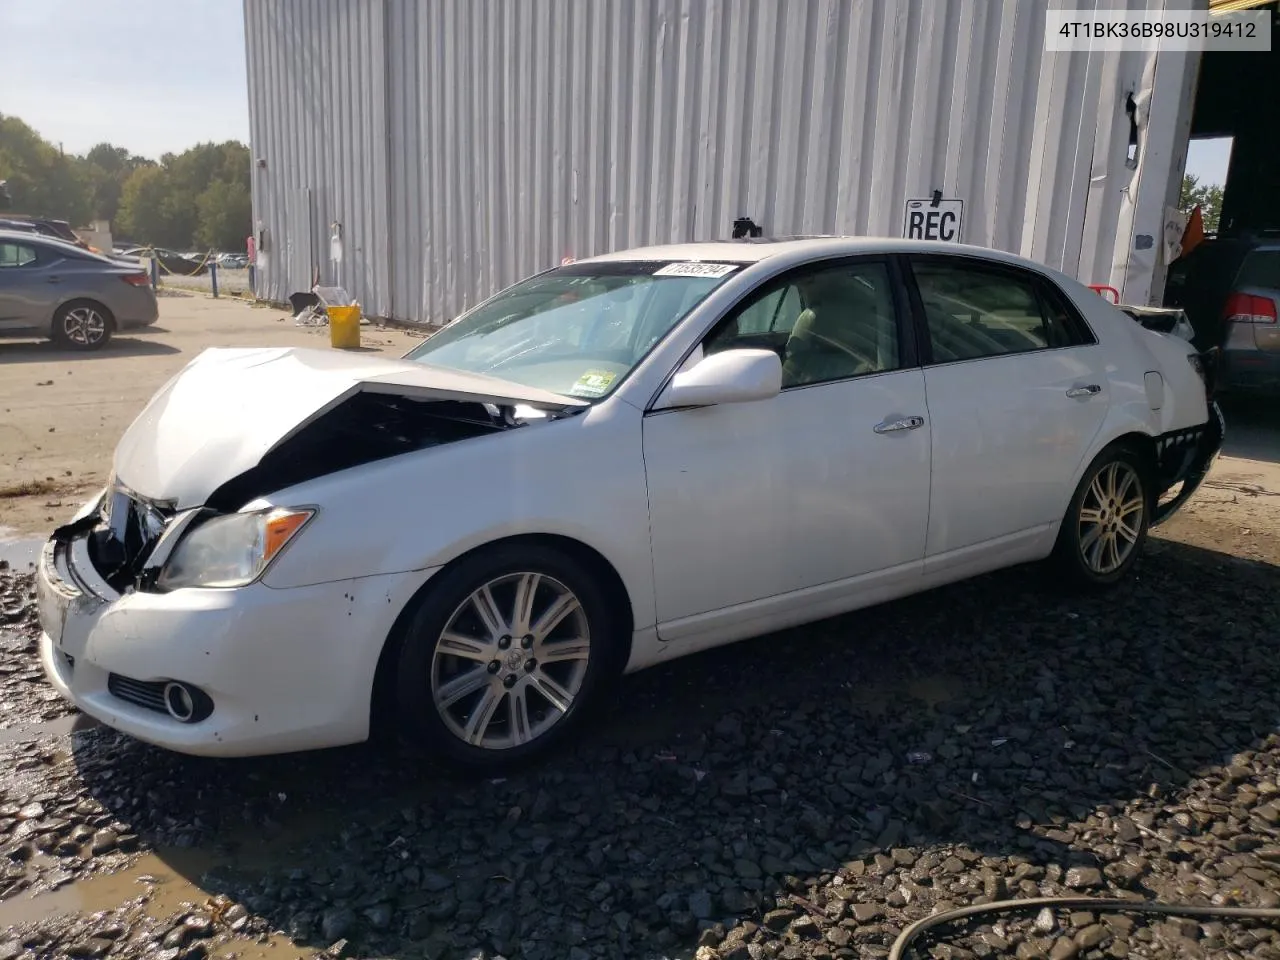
117 165 181 248
0 114 91 223
82 142 153 222
1179 173 1224 234
0 114 251 249
196 178 252 250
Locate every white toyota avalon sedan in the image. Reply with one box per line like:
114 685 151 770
36 238 1223 767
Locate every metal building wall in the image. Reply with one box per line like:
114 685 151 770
244 0 1198 324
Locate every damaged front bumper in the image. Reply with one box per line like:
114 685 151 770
35 495 435 757
1150 399 1225 527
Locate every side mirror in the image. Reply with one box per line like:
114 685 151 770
654 348 782 410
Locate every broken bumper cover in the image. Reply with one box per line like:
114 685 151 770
1151 400 1225 527
36 523 434 758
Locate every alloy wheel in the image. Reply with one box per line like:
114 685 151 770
63 306 107 346
1078 461 1145 575
430 572 591 750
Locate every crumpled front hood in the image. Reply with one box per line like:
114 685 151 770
112 346 584 508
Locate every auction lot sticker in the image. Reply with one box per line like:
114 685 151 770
653 262 740 279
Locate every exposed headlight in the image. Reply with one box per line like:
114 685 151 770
156 507 314 589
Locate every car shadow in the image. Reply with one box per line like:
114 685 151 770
0 337 180 364
69 537 1280 959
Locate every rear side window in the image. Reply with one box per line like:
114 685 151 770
0 242 37 268
1236 250 1280 289
909 258 1089 364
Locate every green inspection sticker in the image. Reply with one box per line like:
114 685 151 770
569 369 617 397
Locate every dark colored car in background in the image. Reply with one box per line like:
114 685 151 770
0 216 91 249
118 246 209 276
1164 231 1280 396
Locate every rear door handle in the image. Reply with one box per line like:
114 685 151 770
46 276 61 284
1066 384 1102 398
874 415 925 434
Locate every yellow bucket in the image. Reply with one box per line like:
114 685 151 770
327 305 361 349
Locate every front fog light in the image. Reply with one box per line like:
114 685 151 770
156 507 313 590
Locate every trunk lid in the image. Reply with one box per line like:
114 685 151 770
113 346 585 508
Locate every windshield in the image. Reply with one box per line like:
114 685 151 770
404 260 741 399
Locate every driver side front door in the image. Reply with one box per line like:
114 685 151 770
641 257 931 650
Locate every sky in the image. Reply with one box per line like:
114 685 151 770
1186 137 1232 188
0 0 249 160
0 0 1236 191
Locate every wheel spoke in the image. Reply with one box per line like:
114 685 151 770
1101 463 1119 501
529 670 574 713
463 687 504 744
537 638 590 664
531 592 580 642
436 666 490 708
470 585 508 640
1116 468 1137 502
1079 506 1104 525
509 687 532 746
1088 531 1107 571
1103 534 1120 572
1118 496 1144 519
511 573 540 635
1080 523 1104 552
1116 516 1140 544
1088 474 1107 509
438 631 493 662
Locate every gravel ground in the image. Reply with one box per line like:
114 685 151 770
0 563 75 730
0 520 1278 959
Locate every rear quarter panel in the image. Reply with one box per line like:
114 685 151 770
1054 269 1209 455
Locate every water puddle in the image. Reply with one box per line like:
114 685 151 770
0 849 320 956
0 714 99 745
0 849 216 929
0 529 42 572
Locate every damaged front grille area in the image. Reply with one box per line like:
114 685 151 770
89 487 175 592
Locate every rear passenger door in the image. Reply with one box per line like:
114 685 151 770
904 255 1108 569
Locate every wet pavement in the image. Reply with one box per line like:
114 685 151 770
0 529 1278 959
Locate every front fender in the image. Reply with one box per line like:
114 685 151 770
257 401 659 630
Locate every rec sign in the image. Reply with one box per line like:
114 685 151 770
903 198 964 242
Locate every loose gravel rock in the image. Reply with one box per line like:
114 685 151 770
0 565 78 729
1 529 1278 959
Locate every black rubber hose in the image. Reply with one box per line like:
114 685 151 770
889 895 1280 960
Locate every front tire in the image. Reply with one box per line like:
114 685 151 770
1052 444 1150 588
394 544 619 769
52 301 113 350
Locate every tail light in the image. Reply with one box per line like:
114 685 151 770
1222 291 1277 324
121 272 151 287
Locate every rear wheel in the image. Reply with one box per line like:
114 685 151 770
52 301 113 350
394 544 618 769
1052 444 1150 588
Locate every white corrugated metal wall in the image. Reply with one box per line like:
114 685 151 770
244 0 1199 324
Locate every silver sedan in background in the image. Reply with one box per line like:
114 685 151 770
0 230 159 350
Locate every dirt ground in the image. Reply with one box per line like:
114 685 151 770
0 294 427 537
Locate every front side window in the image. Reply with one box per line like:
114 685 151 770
705 260 900 388
910 259 1077 363
0 243 37 268
404 261 741 399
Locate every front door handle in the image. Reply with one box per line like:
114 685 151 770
46 276 62 284
874 415 925 434
1066 384 1102 398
